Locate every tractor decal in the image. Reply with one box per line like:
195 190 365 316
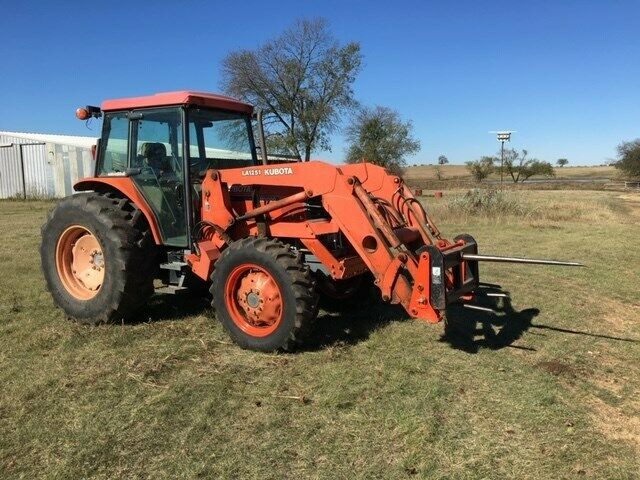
241 167 294 176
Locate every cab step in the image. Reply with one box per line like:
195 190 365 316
155 285 189 295
159 261 189 272
159 260 189 290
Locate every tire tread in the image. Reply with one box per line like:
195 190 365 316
210 237 318 351
40 192 156 324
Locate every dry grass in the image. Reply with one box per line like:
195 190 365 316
422 189 636 227
404 164 618 181
1 191 639 479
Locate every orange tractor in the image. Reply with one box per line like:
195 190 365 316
41 91 581 351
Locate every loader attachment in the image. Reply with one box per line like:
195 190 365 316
407 233 583 321
419 236 480 311
416 237 584 312
405 234 480 322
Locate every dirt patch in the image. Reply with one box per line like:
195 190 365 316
536 360 577 378
618 194 640 203
588 296 640 333
617 193 640 221
589 397 640 453
602 305 640 332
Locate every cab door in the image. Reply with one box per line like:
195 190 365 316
129 108 188 247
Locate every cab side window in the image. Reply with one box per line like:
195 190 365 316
133 111 183 177
98 113 129 175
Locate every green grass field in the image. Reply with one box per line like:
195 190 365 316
1 190 639 479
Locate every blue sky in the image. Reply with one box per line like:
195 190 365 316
1 0 638 165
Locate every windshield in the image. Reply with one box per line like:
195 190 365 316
187 109 256 173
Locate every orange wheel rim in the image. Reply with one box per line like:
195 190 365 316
55 225 105 300
224 263 283 337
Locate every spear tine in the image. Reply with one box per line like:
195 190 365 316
462 304 498 314
461 253 583 267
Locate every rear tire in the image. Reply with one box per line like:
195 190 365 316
40 192 157 324
210 237 318 351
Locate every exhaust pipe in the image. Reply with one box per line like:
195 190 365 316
461 253 583 267
256 108 268 165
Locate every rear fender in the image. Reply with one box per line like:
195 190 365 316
74 177 163 245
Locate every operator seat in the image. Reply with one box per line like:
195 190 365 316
140 142 168 171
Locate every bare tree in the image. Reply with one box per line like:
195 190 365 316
345 106 421 175
221 18 362 160
503 148 555 183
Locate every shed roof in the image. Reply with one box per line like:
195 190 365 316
0 131 97 149
101 91 254 114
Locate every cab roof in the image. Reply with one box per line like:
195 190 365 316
101 91 254 114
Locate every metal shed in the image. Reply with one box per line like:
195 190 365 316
0 131 97 199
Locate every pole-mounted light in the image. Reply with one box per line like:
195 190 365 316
489 131 515 186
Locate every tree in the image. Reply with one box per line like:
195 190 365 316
556 158 569 167
438 155 449 165
345 106 421 175
523 160 555 181
502 148 555 183
466 156 495 182
221 18 362 160
433 165 444 180
614 139 640 178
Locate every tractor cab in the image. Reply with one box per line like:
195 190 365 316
89 91 261 247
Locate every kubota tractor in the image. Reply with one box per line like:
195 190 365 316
40 91 581 351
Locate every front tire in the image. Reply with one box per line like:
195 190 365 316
210 237 318 351
40 192 156 324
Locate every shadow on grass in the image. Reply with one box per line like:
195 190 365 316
133 291 639 353
133 287 541 353
133 290 407 350
530 323 640 343
130 293 213 324
305 300 408 351
440 293 540 354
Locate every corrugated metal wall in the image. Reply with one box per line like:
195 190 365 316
0 141 24 198
49 143 95 197
0 134 95 199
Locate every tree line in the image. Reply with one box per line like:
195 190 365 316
465 140 640 182
465 150 556 183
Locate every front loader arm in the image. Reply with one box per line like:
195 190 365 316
195 160 581 323
193 160 472 323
